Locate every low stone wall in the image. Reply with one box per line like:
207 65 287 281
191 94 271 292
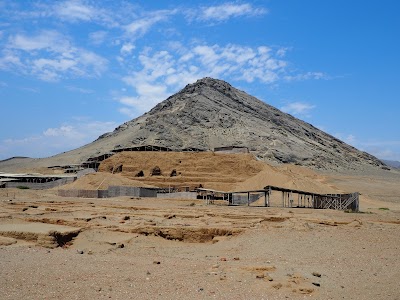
157 192 197 200
5 178 76 190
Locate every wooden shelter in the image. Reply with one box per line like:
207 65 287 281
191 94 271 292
201 185 360 212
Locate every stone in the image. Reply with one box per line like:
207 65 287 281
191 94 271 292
265 274 274 282
312 282 321 287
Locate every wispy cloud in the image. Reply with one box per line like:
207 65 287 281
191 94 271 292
0 119 117 159
1 30 108 81
65 85 94 94
124 9 177 37
281 102 316 118
332 133 400 161
356 140 400 160
120 43 135 55
53 0 120 27
189 2 267 22
88 30 108 45
284 72 327 81
55 0 97 22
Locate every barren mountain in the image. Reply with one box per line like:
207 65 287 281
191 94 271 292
0 77 385 172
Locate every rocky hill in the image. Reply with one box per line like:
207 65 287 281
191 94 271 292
0 77 385 172
93 77 383 171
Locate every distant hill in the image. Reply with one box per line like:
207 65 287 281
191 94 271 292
0 77 386 172
381 159 400 169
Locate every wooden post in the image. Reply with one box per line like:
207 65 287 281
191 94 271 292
268 187 271 207
282 192 285 208
290 191 293 208
247 192 250 206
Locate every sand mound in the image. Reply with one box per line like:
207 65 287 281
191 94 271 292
235 163 340 194
59 172 157 190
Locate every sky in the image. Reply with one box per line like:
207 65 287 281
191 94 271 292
0 0 399 161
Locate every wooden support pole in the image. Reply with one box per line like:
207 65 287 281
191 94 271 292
264 191 267 207
247 192 250 206
290 192 293 208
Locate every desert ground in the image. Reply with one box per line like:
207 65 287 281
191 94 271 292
0 153 399 299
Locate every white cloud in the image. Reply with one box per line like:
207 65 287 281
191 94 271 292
281 102 316 118
9 30 70 52
52 0 119 26
0 120 118 159
2 30 108 81
191 2 267 22
55 0 96 21
124 10 176 37
120 43 135 55
117 43 290 116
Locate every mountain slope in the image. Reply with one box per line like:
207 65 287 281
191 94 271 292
381 160 400 169
0 77 385 172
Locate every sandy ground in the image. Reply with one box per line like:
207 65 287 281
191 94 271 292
1 152 399 299
0 187 399 300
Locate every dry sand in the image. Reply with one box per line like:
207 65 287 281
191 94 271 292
59 172 157 190
0 153 399 299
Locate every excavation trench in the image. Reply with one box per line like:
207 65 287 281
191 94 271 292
127 226 243 243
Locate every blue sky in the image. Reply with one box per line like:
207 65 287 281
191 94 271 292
0 0 399 161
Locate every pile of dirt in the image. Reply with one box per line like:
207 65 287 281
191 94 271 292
59 172 157 190
234 164 340 194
